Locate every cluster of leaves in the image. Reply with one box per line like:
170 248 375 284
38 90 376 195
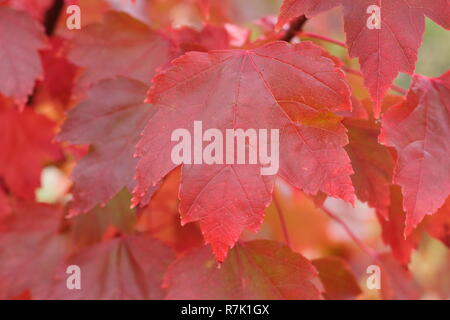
0 0 449 299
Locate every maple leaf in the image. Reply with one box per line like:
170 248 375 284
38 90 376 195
3 0 53 21
149 0 280 26
344 117 394 219
68 11 176 90
379 253 421 300
0 188 10 220
423 196 450 248
0 7 46 106
377 186 420 265
277 0 450 117
312 256 361 300
0 201 66 299
138 168 204 253
37 235 174 300
58 77 155 215
133 41 355 261
39 37 77 106
70 189 137 247
380 72 450 235
170 24 231 53
163 240 321 299
0 98 62 199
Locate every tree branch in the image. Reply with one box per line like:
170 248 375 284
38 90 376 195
280 15 307 42
44 0 65 36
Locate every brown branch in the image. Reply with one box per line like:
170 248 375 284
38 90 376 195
26 0 65 106
280 15 307 42
44 0 64 36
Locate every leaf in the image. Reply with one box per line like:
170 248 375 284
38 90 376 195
0 188 10 220
0 7 46 106
277 0 450 117
170 24 230 52
163 240 321 300
423 197 450 248
58 77 156 215
133 41 355 261
0 98 62 199
4 0 53 21
37 235 175 300
344 117 394 219
379 253 421 300
70 189 137 247
137 168 204 253
312 256 361 300
380 72 450 235
68 11 176 90
278 0 341 23
0 201 66 299
39 37 77 106
149 0 280 26
377 186 420 265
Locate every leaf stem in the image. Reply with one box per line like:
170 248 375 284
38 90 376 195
295 31 409 96
273 191 292 249
321 206 382 265
300 32 347 48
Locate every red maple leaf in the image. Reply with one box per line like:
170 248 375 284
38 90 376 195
37 235 174 300
67 11 177 91
0 97 62 199
423 196 450 248
39 37 77 107
277 0 450 117
344 116 394 219
134 41 355 261
377 186 420 265
380 72 450 235
0 7 46 106
0 201 66 299
163 240 321 299
3 0 53 21
312 256 361 300
58 77 155 215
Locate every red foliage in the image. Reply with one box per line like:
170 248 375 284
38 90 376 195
0 0 449 300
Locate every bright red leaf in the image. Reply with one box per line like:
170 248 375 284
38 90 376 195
424 197 450 248
312 256 361 300
344 117 394 219
37 235 174 300
164 240 321 299
277 0 450 117
68 11 176 90
0 98 62 199
58 77 155 215
134 41 355 261
0 7 46 106
39 37 77 106
377 186 420 265
0 201 66 299
380 72 450 235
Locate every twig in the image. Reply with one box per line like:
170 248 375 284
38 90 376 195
44 0 65 36
300 32 347 48
321 206 383 265
281 15 308 42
